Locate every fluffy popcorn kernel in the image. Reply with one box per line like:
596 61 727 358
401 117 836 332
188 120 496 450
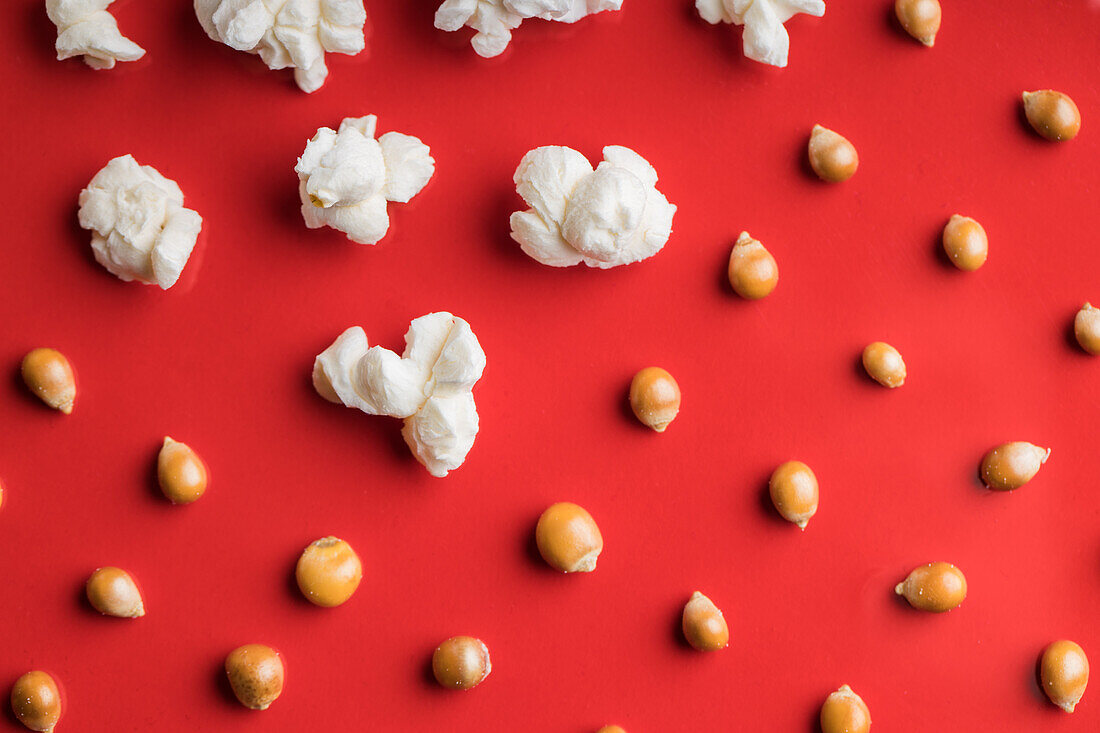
313 313 486 477
696 0 825 68
509 145 676 268
295 116 434 245
78 155 203 289
194 0 367 93
435 0 622 58
46 0 146 69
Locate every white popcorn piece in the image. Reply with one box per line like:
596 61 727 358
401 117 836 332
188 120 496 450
77 155 203 289
509 145 676 269
313 313 486 478
194 0 367 93
696 0 825 68
295 115 434 245
435 0 622 58
46 0 146 69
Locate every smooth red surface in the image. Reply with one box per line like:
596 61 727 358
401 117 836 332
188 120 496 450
2 1 1099 730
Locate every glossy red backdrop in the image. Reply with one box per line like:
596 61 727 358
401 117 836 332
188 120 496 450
2 1 1099 730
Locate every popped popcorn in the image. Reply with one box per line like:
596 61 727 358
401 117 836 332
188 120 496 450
313 313 486 478
77 155 203 289
695 0 825 68
46 0 145 69
295 115 434 245
509 145 676 268
194 0 367 93
435 0 622 58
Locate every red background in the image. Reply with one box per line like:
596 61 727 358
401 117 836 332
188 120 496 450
2 1 1099 730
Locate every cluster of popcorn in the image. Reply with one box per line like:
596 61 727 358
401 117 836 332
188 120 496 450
313 312 486 478
73 130 675 474
49 0 830 81
57 0 847 476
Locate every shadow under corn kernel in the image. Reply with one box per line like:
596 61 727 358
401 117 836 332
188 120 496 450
616 381 652 432
213 657 242 709
757 476 792 528
1030 653 1052 706
668 597 697 651
715 240 735 298
421 652 442 691
882 1 904 40
852 351 872 384
797 136 821 181
9 361 43 411
145 440 167 505
522 516 559 574
1064 313 1088 354
931 223 957 269
283 553 316 609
